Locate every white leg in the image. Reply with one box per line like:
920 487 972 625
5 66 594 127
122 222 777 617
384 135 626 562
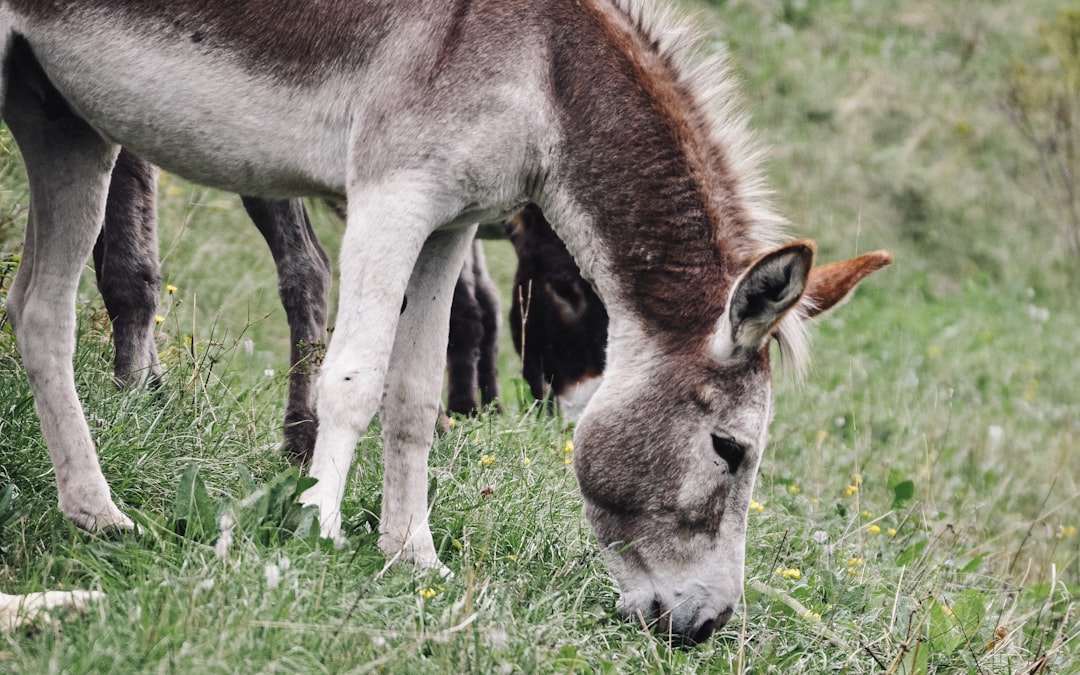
378 227 475 572
299 180 459 542
4 71 128 531
0 590 104 632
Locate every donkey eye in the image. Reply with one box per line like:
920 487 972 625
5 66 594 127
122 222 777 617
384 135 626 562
711 434 746 474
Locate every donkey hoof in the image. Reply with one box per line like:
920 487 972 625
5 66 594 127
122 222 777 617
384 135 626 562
64 504 134 534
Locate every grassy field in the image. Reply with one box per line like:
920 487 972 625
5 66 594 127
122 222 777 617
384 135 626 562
0 0 1078 672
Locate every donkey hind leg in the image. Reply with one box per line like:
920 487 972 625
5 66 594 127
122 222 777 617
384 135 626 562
93 149 163 389
379 227 476 572
299 186 459 543
3 59 128 530
445 247 483 416
471 242 502 410
242 197 331 466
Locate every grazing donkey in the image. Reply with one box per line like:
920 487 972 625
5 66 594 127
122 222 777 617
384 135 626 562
507 204 608 421
0 0 890 640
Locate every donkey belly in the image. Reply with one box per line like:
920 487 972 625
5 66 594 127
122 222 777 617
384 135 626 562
25 31 351 198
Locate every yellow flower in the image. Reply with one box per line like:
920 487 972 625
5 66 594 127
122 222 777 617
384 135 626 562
788 484 801 495
418 587 438 600
1059 525 1077 538
848 557 864 567
480 454 495 467
803 610 822 622
861 510 872 519
154 314 166 324
776 566 801 580
166 283 178 294
749 499 765 513
939 604 953 617
844 484 858 497
888 528 898 537
809 497 820 506
562 457 572 466
927 345 942 359
447 417 456 427
563 440 574 454
522 456 531 466
815 429 829 444
853 473 863 486
867 524 882 536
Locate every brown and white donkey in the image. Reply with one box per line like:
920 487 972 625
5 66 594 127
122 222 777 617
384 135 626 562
0 0 889 640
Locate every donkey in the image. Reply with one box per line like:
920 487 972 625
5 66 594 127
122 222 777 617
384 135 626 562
0 0 890 640
507 204 608 421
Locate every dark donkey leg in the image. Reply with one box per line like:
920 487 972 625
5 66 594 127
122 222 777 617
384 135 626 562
241 197 332 466
93 148 163 388
445 242 485 416
471 241 502 411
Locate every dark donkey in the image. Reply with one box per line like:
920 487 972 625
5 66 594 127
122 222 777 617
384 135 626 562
508 204 608 420
95 151 332 463
0 0 890 640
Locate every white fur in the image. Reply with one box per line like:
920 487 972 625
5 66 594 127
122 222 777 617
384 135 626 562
557 375 603 423
0 590 103 632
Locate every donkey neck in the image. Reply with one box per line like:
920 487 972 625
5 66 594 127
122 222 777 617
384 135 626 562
542 0 756 355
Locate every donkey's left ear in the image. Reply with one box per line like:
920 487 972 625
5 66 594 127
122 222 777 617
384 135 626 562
800 249 893 318
720 240 815 357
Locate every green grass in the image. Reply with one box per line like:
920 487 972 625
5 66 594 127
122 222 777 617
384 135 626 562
0 1 1078 672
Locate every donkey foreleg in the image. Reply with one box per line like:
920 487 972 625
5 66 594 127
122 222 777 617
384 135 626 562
3 63 129 530
94 149 163 389
379 228 475 573
299 185 452 543
243 197 331 466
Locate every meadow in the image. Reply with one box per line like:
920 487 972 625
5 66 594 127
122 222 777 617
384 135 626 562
0 0 1077 672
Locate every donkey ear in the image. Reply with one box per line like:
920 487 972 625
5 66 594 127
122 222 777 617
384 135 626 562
722 240 815 356
800 250 893 318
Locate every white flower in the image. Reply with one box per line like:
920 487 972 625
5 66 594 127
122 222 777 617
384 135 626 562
215 512 235 559
264 563 281 589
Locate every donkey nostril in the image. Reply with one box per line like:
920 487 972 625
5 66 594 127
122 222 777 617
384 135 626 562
689 617 716 645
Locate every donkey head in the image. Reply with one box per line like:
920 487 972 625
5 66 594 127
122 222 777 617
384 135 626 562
574 241 891 643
